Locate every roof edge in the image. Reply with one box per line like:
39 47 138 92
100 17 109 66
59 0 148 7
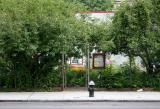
79 11 114 14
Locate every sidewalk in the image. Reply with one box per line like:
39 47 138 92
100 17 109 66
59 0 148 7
0 91 160 102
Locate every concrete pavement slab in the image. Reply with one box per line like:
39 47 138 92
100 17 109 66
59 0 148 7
29 92 64 101
0 91 160 102
0 92 33 101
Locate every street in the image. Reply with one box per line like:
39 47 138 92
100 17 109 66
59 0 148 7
0 102 160 109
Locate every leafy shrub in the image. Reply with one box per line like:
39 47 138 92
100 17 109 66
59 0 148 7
66 70 86 87
89 65 160 89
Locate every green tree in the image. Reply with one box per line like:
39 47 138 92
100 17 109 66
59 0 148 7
111 0 160 74
87 23 115 52
150 0 160 68
0 0 89 89
69 0 114 11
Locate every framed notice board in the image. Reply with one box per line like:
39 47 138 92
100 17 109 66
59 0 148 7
92 53 105 69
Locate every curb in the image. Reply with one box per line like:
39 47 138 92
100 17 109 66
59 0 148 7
1 100 160 102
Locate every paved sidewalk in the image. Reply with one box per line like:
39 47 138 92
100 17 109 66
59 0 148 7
0 91 160 102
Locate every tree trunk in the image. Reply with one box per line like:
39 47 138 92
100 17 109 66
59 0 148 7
144 48 153 74
139 49 153 74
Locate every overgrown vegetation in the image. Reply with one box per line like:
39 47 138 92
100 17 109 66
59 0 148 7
67 65 160 89
110 0 160 74
69 0 114 11
0 0 89 90
0 0 160 91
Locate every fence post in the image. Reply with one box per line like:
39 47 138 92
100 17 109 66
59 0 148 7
62 47 65 91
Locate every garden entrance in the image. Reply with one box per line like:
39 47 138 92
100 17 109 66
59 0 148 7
61 43 90 90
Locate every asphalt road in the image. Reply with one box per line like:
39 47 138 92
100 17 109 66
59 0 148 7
0 102 160 109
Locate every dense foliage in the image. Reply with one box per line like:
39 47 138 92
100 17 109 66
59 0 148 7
0 0 160 91
0 0 89 90
111 0 160 74
66 66 160 89
69 0 114 11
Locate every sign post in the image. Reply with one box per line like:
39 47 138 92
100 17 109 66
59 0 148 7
87 44 90 87
62 47 65 91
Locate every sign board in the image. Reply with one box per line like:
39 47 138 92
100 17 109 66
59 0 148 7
69 58 85 72
71 58 83 65
92 53 105 69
